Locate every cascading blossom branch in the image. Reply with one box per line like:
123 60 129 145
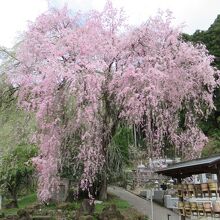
11 1 219 202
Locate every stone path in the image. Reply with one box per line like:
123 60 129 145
108 186 189 220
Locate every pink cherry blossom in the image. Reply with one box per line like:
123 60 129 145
10 2 219 202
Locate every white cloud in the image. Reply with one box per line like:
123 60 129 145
111 0 220 33
1 0 220 47
49 0 220 33
0 0 48 48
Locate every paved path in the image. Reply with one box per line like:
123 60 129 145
108 186 188 220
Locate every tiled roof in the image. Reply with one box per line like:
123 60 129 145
155 155 220 178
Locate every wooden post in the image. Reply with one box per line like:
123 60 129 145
177 178 185 220
217 165 220 185
216 165 220 198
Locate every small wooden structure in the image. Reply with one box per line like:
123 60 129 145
155 155 220 220
156 155 220 182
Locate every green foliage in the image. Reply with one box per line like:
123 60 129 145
202 137 220 157
183 15 220 67
94 194 147 220
0 144 37 204
1 193 138 220
110 125 133 164
95 194 131 213
183 14 220 156
0 75 16 110
106 125 134 184
1 193 37 216
0 75 37 152
18 193 37 207
0 74 38 203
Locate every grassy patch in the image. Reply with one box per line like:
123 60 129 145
1 193 147 220
1 207 18 216
94 194 148 220
1 193 37 216
95 193 130 213
19 193 37 208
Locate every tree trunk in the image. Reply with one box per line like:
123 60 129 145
99 172 107 201
7 186 18 208
12 191 18 208
99 84 119 201
7 189 18 208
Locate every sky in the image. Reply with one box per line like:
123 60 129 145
1 0 220 48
